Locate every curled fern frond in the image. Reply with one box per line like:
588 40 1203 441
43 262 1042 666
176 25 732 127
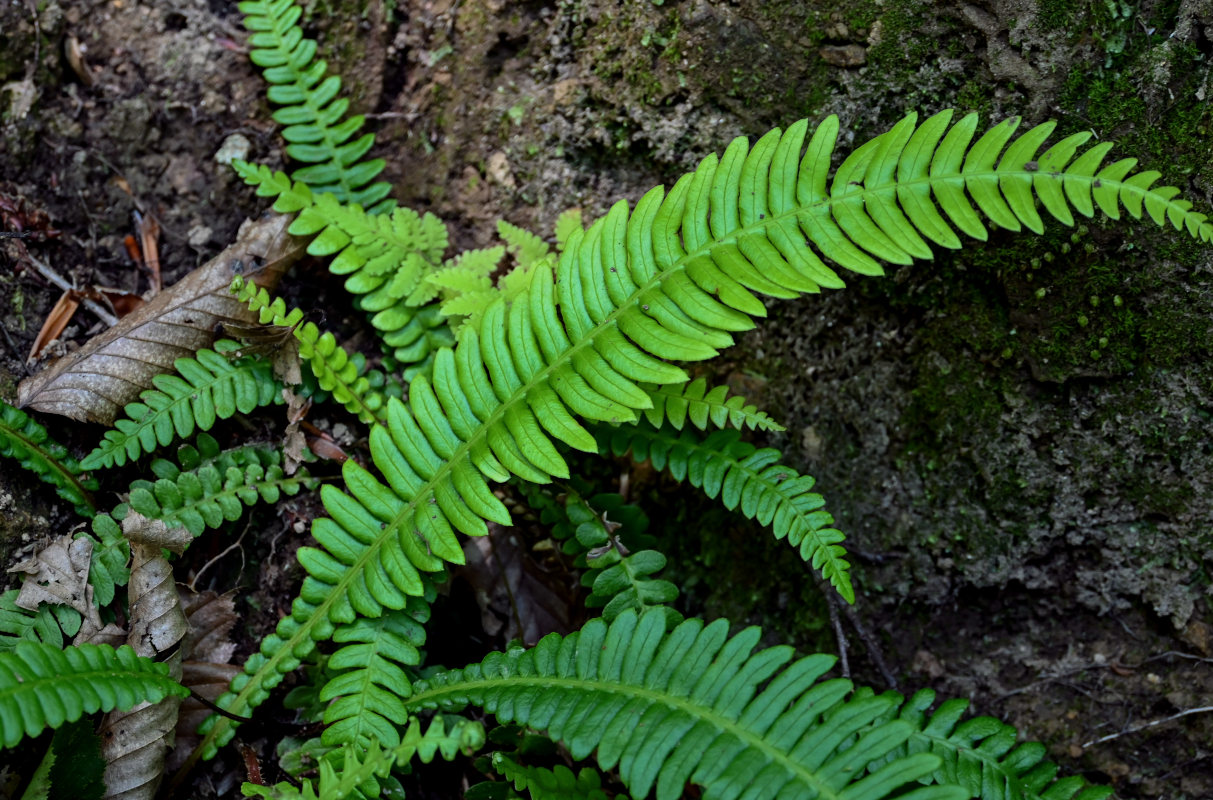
233 278 389 423
241 716 485 800
642 377 785 432
0 399 96 517
239 0 390 207
0 641 188 749
599 422 852 603
202 111 1210 755
80 341 280 470
0 591 81 653
492 753 610 800
405 608 966 800
119 437 317 538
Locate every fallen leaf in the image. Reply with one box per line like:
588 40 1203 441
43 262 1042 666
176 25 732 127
99 532 188 800
27 289 81 363
122 511 191 556
9 534 101 630
18 214 305 423
459 522 577 645
135 211 162 294
168 589 241 772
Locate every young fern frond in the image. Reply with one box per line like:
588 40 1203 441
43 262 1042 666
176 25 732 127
404 608 970 800
234 278 389 423
80 341 280 469
0 399 96 517
239 0 391 207
200 111 1211 756
641 377 785 432
241 716 485 800
117 436 317 538
599 422 852 602
0 591 81 653
318 593 431 749
0 642 188 749
491 753 610 800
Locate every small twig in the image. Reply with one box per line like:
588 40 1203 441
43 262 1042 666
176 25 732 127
24 252 119 327
825 590 850 678
1083 706 1213 748
188 688 253 723
187 525 248 593
840 601 899 691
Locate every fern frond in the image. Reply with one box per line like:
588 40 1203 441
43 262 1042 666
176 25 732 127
0 399 97 517
0 591 80 653
239 0 390 207
0 641 187 749
379 303 456 378
600 422 853 602
201 112 1210 755
877 688 1113 800
552 208 583 252
405 608 966 800
498 220 553 270
492 753 610 800
234 279 389 423
80 341 280 469
77 513 130 607
242 716 485 800
118 437 317 538
319 594 430 748
642 377 785 432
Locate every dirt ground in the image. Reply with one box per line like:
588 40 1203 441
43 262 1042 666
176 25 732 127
1 0 1211 797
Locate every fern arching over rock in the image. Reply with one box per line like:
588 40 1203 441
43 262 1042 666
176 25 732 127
200 110 1213 757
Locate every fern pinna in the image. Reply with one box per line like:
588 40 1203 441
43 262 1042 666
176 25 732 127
197 109 1212 759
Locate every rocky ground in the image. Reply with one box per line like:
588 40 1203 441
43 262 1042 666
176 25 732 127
1 0 1211 796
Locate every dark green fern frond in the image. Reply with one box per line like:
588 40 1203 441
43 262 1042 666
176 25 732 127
0 641 188 749
642 377 785 432
80 340 279 470
241 716 486 800
599 422 852 602
0 399 96 517
879 688 1113 800
200 111 1211 756
118 436 317 538
77 513 130 607
239 0 390 207
491 753 610 800
319 593 431 748
234 279 389 423
405 608 966 800
0 591 80 653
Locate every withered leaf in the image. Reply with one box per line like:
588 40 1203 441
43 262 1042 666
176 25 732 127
99 538 188 800
18 214 306 423
459 523 577 646
168 589 240 772
10 534 102 630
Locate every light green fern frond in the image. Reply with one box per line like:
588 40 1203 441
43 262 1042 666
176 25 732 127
599 422 852 602
241 716 485 800
492 753 610 800
0 641 188 749
201 111 1211 756
80 340 280 470
117 435 317 538
642 377 785 432
498 220 552 270
405 608 969 800
239 0 390 207
234 279 390 423
0 399 96 517
0 591 81 653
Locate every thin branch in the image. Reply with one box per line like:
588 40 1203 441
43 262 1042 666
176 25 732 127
24 252 119 327
1084 706 1213 748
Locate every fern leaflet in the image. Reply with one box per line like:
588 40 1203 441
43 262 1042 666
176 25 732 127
0 641 188 749
642 377 785 432
0 399 96 517
80 340 279 469
491 753 610 800
0 591 80 653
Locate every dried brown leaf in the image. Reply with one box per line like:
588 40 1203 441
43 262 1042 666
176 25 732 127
99 537 188 800
27 288 81 363
122 511 191 556
17 214 306 423
459 523 577 646
179 588 238 664
9 534 101 629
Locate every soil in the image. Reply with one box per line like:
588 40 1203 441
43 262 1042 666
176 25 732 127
1 0 1211 798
